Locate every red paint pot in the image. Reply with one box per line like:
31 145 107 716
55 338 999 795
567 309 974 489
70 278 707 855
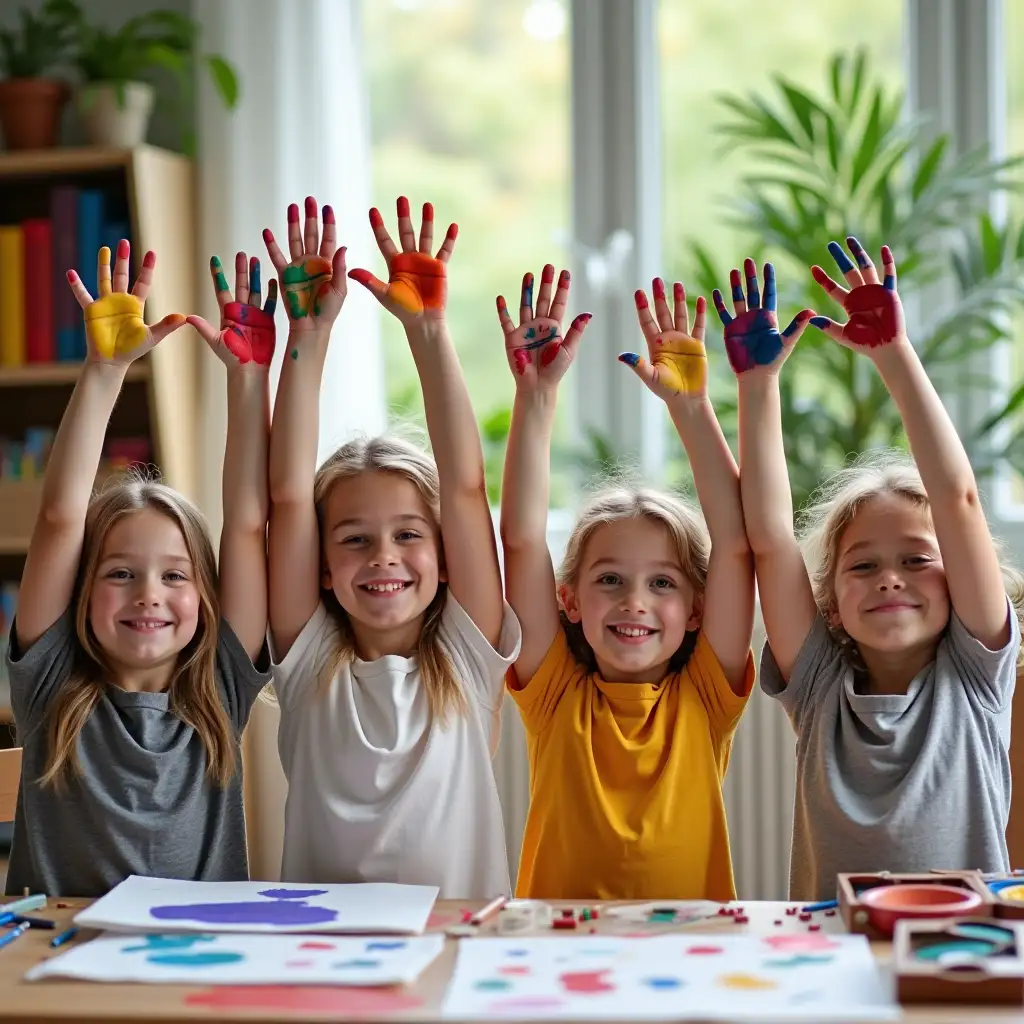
860 884 983 937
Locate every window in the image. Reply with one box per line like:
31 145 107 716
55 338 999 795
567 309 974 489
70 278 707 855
363 0 572 502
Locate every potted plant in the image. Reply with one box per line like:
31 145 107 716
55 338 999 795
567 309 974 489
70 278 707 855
70 8 239 149
0 0 78 150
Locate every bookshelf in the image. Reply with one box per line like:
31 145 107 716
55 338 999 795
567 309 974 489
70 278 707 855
0 145 202 729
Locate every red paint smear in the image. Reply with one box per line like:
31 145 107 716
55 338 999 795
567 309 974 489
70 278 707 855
560 970 614 993
186 986 423 1015
634 289 648 309
397 196 411 218
422 202 434 222
686 946 724 955
541 264 555 284
427 911 457 929
298 941 336 951
369 208 384 229
540 341 561 367
652 277 665 300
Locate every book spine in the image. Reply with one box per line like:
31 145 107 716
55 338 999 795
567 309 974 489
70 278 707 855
0 226 26 367
50 186 79 362
22 219 54 363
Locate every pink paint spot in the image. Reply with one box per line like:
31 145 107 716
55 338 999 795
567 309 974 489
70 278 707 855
764 934 840 952
285 959 314 967
560 970 614 994
427 912 457 930
514 348 530 374
686 946 724 955
489 996 566 1013
498 965 531 976
298 941 336 951
186 986 423 1015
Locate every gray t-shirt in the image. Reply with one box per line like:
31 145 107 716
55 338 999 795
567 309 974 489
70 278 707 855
761 602 1019 901
6 612 272 897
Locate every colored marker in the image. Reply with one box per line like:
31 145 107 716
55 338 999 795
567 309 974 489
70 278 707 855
1 894 46 915
471 894 508 926
0 923 29 951
0 913 14 928
13 914 55 929
50 926 78 948
800 899 838 912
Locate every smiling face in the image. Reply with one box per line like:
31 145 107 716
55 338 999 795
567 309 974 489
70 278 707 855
832 492 951 657
559 516 701 683
320 469 445 659
87 507 201 688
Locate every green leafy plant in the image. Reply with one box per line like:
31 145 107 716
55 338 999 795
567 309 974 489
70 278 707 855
0 0 79 78
70 7 238 111
682 50 1024 508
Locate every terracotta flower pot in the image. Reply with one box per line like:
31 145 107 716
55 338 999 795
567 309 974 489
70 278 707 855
0 77 70 151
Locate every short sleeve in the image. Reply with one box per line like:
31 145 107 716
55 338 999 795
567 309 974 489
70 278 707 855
686 631 753 738
759 612 845 730
216 618 274 731
505 628 580 735
6 612 76 734
946 596 1020 714
270 603 336 712
439 596 522 710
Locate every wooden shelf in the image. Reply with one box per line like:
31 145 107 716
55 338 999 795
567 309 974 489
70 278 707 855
0 362 149 388
0 146 140 180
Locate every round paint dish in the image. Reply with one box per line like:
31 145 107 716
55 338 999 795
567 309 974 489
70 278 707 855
995 883 1024 903
860 884 983 937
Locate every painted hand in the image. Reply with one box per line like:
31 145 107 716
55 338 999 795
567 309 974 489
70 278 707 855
619 279 708 400
499 264 591 389
349 197 457 325
186 252 278 367
809 238 906 351
712 260 814 376
69 240 185 364
263 197 347 332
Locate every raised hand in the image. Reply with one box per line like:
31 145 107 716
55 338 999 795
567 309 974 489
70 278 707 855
498 264 591 390
349 197 457 325
263 196 347 333
712 259 814 377
69 240 185 364
619 278 708 400
809 238 906 351
186 252 278 368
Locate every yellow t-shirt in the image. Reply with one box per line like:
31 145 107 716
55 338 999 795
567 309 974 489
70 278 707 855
507 629 753 900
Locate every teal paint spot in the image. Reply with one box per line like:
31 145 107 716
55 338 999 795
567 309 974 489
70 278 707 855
333 959 381 969
291 349 298 360
475 978 512 991
764 955 834 968
124 935 214 953
214 272 230 292
148 951 245 967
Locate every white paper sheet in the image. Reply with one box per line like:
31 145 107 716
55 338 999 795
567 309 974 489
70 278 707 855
74 876 439 935
27 931 445 986
442 934 898 1021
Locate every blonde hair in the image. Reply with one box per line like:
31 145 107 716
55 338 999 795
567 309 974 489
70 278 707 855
41 474 236 788
310 435 466 721
556 484 710 673
799 449 1024 664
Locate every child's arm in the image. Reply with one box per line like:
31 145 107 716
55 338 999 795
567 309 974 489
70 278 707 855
499 267 590 682
619 278 753 691
715 260 818 684
349 199 507 643
810 238 1010 650
17 242 184 651
263 198 348 658
187 252 278 661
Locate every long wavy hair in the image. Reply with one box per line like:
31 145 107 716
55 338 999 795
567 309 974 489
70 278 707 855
40 477 236 788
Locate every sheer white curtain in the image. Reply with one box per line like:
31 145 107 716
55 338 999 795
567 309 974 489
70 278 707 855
192 0 384 878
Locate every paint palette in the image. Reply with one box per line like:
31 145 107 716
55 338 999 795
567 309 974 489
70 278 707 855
986 877 1024 920
442 935 898 1020
838 871 993 940
26 932 446 986
894 918 1024 1004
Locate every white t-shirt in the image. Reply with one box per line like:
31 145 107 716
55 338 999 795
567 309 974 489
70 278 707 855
273 594 521 898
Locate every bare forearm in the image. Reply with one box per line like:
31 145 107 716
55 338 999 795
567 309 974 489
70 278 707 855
871 341 976 500
269 329 330 505
223 368 270 533
501 390 556 549
668 398 747 555
41 361 126 525
737 376 797 552
406 321 485 494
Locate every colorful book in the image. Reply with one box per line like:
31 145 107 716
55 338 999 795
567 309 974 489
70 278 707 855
0 226 26 367
22 219 53 363
76 190 105 359
50 186 79 362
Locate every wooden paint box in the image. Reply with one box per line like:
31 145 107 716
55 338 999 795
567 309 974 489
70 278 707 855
838 871 993 940
894 917 1024 1004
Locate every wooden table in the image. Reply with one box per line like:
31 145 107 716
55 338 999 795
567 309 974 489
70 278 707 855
0 897 1020 1023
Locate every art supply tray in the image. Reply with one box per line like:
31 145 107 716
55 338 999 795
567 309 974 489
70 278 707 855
838 871 993 940
894 917 1024 1004
984 876 1024 920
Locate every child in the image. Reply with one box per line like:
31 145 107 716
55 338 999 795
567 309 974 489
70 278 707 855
732 241 1023 900
500 268 755 900
265 197 521 897
7 242 273 897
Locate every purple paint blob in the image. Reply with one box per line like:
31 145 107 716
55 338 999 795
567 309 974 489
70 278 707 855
151 900 337 927
258 888 327 900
